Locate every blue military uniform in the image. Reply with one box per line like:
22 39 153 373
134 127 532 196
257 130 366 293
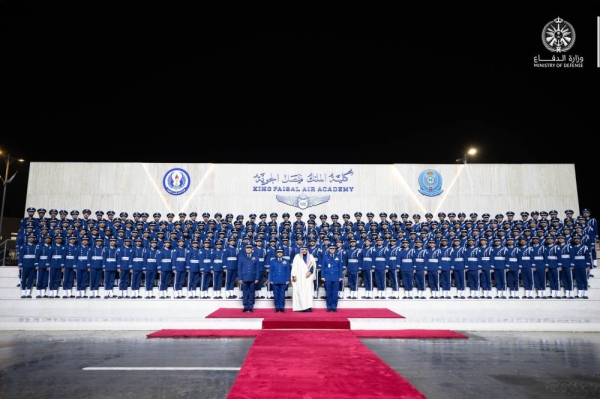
237 244 260 312
269 249 290 312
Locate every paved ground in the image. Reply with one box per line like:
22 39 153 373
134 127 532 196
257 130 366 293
1 330 599 399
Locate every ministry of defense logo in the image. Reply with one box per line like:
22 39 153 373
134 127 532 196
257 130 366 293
276 193 330 209
163 168 191 196
418 169 443 197
542 17 575 53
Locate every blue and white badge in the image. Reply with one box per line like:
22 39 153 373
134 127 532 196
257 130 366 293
163 168 191 196
418 169 443 197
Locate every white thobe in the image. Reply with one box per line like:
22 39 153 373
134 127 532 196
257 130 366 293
291 253 316 311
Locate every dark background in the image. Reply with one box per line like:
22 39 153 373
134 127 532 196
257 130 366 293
1 2 599 220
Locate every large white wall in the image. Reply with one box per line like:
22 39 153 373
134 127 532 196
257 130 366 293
24 163 580 217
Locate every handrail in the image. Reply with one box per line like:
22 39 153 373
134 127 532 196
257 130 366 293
0 239 18 266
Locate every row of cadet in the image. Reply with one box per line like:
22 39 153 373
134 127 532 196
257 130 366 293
17 227 594 299
16 208 598 247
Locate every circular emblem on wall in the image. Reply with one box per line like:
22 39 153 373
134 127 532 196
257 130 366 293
418 169 443 197
163 168 191 196
541 17 575 53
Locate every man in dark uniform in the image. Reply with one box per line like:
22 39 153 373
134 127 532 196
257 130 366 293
237 243 260 312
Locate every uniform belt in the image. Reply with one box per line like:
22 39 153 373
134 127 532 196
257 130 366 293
547 256 557 260
348 259 358 263
203 260 211 263
40 256 48 259
521 256 530 260
363 257 372 261
227 257 237 261
375 257 386 261
494 256 504 260
121 256 129 260
454 257 464 261
402 259 413 263
92 256 103 260
467 257 477 261
561 255 570 259
481 257 490 261
176 257 186 261
428 259 439 263
509 257 518 262
52 255 62 259
78 256 87 260
441 257 451 261
190 260 200 263
388 256 396 260
214 260 223 263
575 256 585 259
66 256 75 259
161 259 171 263
106 258 116 262
133 257 143 262
147 259 156 263
415 259 424 262
24 255 35 259
534 256 544 260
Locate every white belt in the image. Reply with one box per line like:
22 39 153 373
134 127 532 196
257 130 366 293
547 256 557 260
389 256 396 260
52 255 62 259
203 259 211 263
442 257 451 261
402 259 413 263
227 257 237 261
147 259 156 263
415 259 424 262
78 256 87 260
66 256 75 260
214 260 223 263
481 257 490 261
190 260 200 263
121 256 129 260
494 256 504 260
176 257 186 261
467 257 477 261
574 256 585 260
161 259 171 263
106 258 116 262
454 258 463 261
259 258 265 262
561 255 570 259
24 255 35 259
40 256 48 260
509 257 518 262
363 257 373 261
348 259 358 263
375 257 386 261
521 256 530 260
428 259 438 263
92 256 102 260
534 256 544 260
133 257 144 262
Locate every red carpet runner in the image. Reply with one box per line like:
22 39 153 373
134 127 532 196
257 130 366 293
206 307 405 319
226 329 426 399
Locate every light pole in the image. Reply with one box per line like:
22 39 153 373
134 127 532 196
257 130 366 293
456 148 477 164
0 151 25 242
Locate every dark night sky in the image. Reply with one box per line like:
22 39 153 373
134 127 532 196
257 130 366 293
1 2 599 218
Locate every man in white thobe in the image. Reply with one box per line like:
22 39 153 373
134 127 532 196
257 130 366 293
291 245 316 312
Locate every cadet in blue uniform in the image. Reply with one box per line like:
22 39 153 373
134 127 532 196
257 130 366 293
144 239 160 298
212 239 226 299
238 243 260 312
89 237 105 298
103 237 120 298
75 236 91 298
158 238 174 299
62 235 79 298
345 239 362 299
224 237 240 299
118 237 133 298
321 244 344 312
48 235 65 298
269 248 290 312
35 235 53 298
130 238 147 299
18 234 38 298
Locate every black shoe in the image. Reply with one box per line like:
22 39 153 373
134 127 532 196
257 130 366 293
460 296 466 299
249 309 254 312
320 296 326 299
374 296 380 299
62 295 69 299
351 297 357 299
280 309 286 313
275 309 279 313
36 295 42 298
467 296 472 299
327 309 332 312
285 296 291 299
333 309 338 312
346 296 352 299
27 295 32 298
21 295 26 299
70 295 75 298
583 296 589 299
361 296 367 299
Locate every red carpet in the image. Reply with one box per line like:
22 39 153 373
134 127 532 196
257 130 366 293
147 329 259 338
262 318 350 329
206 307 404 319
353 329 469 339
226 330 426 399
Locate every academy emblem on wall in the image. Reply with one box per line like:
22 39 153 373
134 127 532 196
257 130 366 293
418 169 443 197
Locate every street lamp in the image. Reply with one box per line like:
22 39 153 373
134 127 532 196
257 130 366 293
456 148 477 164
0 151 25 242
